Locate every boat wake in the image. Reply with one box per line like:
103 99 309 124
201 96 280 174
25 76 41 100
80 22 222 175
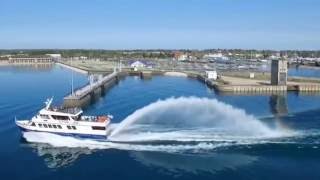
23 97 302 153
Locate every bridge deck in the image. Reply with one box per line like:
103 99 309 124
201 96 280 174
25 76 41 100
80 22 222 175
64 72 117 100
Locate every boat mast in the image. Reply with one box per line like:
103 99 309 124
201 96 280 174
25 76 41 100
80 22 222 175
45 97 53 110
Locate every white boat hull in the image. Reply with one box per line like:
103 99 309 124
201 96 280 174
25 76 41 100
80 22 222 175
16 120 108 140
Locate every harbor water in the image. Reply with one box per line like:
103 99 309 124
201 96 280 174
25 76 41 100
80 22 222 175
1 65 320 180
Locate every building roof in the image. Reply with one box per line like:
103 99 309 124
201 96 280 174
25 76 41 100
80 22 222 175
128 60 155 66
9 55 52 59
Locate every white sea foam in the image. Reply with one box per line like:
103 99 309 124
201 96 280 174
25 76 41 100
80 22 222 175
23 131 266 153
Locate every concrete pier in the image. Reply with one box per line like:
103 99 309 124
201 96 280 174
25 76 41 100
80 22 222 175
298 84 320 92
63 71 125 108
204 75 320 93
214 84 287 92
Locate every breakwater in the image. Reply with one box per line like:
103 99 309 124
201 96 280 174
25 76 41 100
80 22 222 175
63 71 126 108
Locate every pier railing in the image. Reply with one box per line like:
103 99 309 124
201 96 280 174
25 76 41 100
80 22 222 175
65 71 117 99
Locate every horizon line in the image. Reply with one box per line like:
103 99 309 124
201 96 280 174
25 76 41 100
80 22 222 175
1 48 320 52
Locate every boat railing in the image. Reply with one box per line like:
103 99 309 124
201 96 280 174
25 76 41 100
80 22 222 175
63 82 90 97
65 72 117 98
60 107 82 114
49 106 82 114
81 115 110 123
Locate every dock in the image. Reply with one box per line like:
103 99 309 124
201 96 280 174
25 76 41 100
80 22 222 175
200 75 320 93
63 71 125 108
214 84 288 93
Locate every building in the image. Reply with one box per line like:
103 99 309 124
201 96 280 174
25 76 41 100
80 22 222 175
206 71 218 80
203 53 223 58
254 53 263 58
249 73 255 79
130 60 146 68
203 53 229 60
175 54 188 61
173 52 189 61
129 60 155 70
271 60 287 85
80 56 88 60
270 52 281 60
0 57 9 64
178 54 188 61
8 56 53 64
46 54 61 60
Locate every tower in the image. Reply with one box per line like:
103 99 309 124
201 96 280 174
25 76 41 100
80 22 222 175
271 59 287 85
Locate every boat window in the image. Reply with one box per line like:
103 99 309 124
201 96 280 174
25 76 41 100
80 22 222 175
57 125 62 129
40 114 50 119
72 126 76 130
48 124 52 128
92 126 106 130
38 124 43 128
71 116 80 121
53 125 57 128
31 122 36 126
51 115 69 120
43 124 48 128
67 126 71 129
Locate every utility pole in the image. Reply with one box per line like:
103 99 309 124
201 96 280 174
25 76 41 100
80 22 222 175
71 58 74 96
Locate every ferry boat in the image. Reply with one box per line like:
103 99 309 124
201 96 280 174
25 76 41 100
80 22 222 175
15 98 113 140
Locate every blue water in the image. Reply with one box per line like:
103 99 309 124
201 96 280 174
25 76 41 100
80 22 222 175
289 67 320 78
1 64 320 180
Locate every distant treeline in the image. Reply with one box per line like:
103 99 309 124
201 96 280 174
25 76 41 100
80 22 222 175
0 49 175 59
1 49 320 59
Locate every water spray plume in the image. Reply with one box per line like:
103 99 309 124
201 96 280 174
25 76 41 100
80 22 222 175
109 97 285 141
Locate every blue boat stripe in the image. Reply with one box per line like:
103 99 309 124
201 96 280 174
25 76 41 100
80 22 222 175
19 127 107 140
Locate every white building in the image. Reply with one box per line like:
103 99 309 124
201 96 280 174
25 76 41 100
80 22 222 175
249 73 255 79
46 54 61 59
270 52 281 60
80 56 88 60
254 53 263 58
130 60 146 68
177 54 188 61
203 53 223 58
203 53 229 60
206 71 218 80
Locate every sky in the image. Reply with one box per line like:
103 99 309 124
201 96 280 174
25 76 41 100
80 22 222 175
1 0 320 50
